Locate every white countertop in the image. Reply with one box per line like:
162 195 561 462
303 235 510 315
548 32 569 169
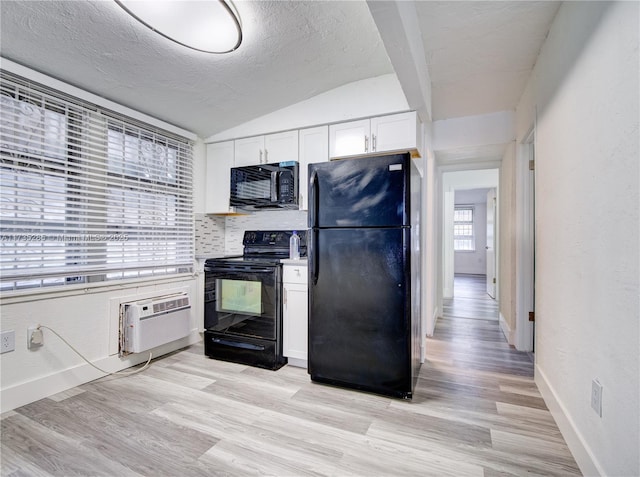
280 258 308 266
195 254 226 260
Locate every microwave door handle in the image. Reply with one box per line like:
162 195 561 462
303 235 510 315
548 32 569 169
270 171 278 202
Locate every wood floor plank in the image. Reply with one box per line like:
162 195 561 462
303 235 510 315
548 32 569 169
0 274 581 476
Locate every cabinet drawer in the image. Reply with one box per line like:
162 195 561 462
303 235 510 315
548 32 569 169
283 264 308 284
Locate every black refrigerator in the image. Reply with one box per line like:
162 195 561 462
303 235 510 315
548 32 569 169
308 153 422 399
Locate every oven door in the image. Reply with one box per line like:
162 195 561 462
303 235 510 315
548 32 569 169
204 264 280 341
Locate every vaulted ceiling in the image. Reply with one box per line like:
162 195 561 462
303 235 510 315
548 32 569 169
0 1 560 140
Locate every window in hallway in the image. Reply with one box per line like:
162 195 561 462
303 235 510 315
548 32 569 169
454 206 475 251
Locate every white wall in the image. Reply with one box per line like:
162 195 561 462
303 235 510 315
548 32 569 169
516 2 639 476
423 122 438 338
205 74 409 143
0 278 201 413
454 189 488 275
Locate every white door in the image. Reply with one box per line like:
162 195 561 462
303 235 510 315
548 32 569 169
486 189 496 298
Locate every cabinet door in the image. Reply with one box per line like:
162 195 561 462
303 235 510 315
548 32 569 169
371 111 418 154
205 141 234 214
298 125 328 210
329 119 370 158
264 130 298 164
234 136 265 166
283 282 308 362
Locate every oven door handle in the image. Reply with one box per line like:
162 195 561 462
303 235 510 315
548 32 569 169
212 338 265 351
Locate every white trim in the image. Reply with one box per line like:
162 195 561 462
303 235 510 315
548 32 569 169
0 274 195 305
286 358 307 369
427 306 439 337
499 312 515 344
1 332 201 413
535 365 604 477
515 128 535 351
0 57 198 141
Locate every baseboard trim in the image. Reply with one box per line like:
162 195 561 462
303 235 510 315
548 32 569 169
1 332 201 413
535 365 603 477
427 306 438 337
498 312 515 345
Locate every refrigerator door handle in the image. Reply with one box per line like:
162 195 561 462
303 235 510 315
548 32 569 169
309 170 319 228
309 228 319 285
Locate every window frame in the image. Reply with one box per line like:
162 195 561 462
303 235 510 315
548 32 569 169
453 205 476 252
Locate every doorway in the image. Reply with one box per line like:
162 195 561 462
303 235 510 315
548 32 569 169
446 187 499 322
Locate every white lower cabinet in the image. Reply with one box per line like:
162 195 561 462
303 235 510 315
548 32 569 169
282 262 308 368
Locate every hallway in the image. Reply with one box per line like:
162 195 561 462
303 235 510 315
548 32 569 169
421 274 580 474
433 273 534 378
443 274 499 322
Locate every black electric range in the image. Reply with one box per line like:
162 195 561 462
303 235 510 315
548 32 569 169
203 230 306 370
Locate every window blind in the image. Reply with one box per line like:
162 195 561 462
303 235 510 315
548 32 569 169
0 71 194 291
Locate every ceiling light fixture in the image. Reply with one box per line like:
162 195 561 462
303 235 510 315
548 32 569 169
114 0 242 54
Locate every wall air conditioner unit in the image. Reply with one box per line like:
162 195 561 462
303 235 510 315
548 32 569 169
120 293 191 355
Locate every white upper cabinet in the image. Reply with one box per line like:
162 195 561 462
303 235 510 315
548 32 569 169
234 130 299 166
371 111 420 154
205 140 235 214
234 135 264 166
329 119 370 158
329 111 421 159
298 125 329 211
264 130 299 164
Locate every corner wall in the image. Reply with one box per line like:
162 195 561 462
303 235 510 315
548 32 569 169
516 2 639 475
499 143 517 342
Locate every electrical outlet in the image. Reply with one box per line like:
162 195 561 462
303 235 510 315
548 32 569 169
591 379 603 417
27 326 43 349
1 330 16 353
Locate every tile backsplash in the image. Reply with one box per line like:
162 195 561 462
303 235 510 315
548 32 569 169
194 214 226 256
195 210 308 257
225 210 308 255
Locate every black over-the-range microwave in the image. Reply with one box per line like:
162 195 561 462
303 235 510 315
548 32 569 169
229 161 299 210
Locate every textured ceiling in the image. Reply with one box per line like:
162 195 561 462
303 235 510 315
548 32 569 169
0 0 560 142
417 1 560 120
0 0 393 138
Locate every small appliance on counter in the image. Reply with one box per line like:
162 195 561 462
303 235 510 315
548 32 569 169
308 153 422 399
203 230 307 370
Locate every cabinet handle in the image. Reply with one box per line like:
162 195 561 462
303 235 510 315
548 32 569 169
372 134 377 151
259 149 263 163
264 148 268 163
364 135 369 152
283 288 287 305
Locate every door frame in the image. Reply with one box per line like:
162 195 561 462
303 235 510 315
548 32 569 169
515 126 536 351
486 188 497 298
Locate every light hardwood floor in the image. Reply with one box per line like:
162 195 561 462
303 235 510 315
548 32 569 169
1 280 580 476
443 274 499 321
